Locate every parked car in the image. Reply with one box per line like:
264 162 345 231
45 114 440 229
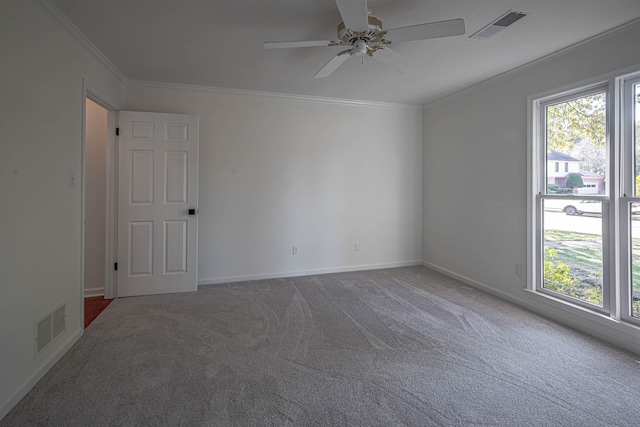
563 200 640 215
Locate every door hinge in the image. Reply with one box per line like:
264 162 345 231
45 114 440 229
114 262 118 271
115 127 120 136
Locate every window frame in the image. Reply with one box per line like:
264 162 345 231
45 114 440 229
532 83 612 315
619 74 640 325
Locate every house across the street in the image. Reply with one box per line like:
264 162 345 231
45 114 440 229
547 150 604 194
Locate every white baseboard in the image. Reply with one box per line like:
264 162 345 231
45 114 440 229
422 260 640 356
0 328 83 421
422 261 526 306
84 287 104 298
198 260 423 286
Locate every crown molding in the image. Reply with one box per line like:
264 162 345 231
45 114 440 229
127 80 422 110
423 17 640 109
35 0 128 84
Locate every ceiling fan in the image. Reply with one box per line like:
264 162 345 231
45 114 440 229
263 0 466 78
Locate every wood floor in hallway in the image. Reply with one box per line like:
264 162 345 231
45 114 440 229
84 296 113 328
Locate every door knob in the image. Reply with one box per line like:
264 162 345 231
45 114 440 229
188 209 199 215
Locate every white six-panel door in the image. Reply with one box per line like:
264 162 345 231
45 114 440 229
117 112 198 297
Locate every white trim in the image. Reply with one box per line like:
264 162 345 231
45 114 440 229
198 260 422 286
532 77 613 108
424 18 640 109
34 0 128 84
0 329 83 421
85 84 120 112
531 82 612 314
422 261 640 356
104 108 117 299
83 81 118 304
606 78 620 320
84 287 105 298
526 95 537 294
127 80 422 110
80 80 87 330
619 74 640 319
422 261 523 305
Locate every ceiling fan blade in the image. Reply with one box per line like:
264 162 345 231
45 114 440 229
370 47 408 73
334 0 369 33
314 51 351 79
263 40 333 49
385 18 466 43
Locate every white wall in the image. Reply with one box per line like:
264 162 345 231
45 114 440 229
84 99 108 296
0 0 125 419
125 86 423 283
422 21 640 353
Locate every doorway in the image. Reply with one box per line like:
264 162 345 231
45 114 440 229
81 92 200 320
84 98 108 298
83 93 117 327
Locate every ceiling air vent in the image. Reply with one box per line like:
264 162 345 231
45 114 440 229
470 10 528 40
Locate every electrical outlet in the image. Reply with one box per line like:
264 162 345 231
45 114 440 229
516 263 524 278
292 245 298 255
355 242 361 252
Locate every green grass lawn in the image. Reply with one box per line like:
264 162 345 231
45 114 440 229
545 229 602 276
545 229 640 291
545 229 601 242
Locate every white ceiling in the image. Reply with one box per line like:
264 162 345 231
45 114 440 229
50 0 640 105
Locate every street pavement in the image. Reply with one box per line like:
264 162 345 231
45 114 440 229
544 210 640 236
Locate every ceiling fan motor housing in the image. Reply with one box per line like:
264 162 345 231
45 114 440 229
337 16 383 43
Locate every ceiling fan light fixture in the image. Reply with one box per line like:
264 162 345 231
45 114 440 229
353 40 367 56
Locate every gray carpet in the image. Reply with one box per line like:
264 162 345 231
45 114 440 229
3 266 640 426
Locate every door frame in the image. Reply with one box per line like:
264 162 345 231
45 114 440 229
82 79 119 305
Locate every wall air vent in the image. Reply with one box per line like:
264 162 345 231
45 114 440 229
470 10 528 40
36 316 52 353
35 302 67 356
52 304 66 338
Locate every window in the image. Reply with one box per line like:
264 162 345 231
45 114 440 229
555 162 559 172
532 70 640 326
536 88 608 311
621 76 640 321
